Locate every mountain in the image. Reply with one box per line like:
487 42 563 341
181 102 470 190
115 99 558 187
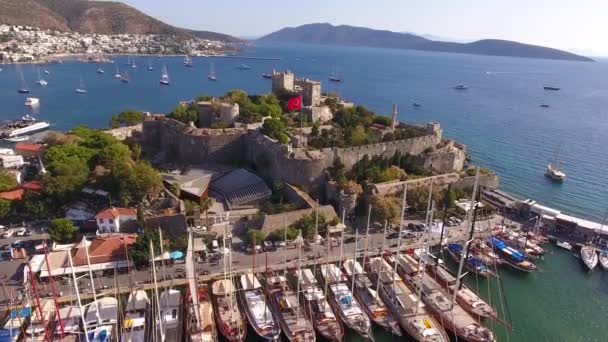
0 0 242 42
260 23 593 62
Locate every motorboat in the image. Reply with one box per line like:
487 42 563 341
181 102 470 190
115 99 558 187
543 86 560 91
343 259 401 335
368 257 449 342
0 115 50 141
24 97 39 107
555 241 573 251
599 251 608 271
453 84 468 90
237 273 281 341
97 68 105 74
236 64 251 70
580 245 598 271
262 73 272 79
317 264 372 340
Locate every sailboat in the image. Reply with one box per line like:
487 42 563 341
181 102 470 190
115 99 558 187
35 68 48 86
121 290 149 342
114 65 122 78
316 263 372 340
17 67 30 93
24 299 55 341
211 223 247 342
160 65 170 85
237 273 281 341
184 55 193 67
97 67 105 74
208 63 217 81
131 57 137 68
580 245 598 271
147 59 154 71
75 78 87 94
343 214 401 336
290 268 343 342
185 227 217 342
121 71 130 83
328 69 342 82
545 144 566 181
44 69 50 75
395 254 496 342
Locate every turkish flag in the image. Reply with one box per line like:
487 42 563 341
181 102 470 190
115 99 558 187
287 95 302 111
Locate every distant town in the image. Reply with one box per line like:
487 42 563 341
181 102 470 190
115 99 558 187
0 24 231 63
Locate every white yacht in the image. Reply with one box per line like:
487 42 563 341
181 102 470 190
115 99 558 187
35 68 48 86
122 290 150 342
85 296 118 342
317 264 372 340
580 245 598 271
158 289 183 342
160 65 170 85
24 97 39 107
555 241 573 251
75 78 87 94
238 273 281 341
545 163 566 181
1 115 50 141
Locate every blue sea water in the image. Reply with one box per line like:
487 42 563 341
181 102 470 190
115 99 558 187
1 42 608 222
1 42 608 341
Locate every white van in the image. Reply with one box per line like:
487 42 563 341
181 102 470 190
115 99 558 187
211 239 219 253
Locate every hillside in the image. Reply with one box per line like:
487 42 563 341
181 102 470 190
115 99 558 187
260 23 593 62
0 0 242 42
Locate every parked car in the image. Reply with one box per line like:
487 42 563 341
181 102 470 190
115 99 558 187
273 241 286 249
2 230 15 238
24 230 32 236
387 232 399 239
15 228 27 237
12 240 24 248
344 236 356 244
262 241 275 252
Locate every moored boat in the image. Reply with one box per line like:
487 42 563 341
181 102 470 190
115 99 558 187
186 284 218 342
343 259 401 335
487 237 538 272
25 299 54 341
237 273 280 341
396 254 495 342
265 274 315 342
290 268 343 342
447 243 496 277
368 257 449 342
316 264 372 340
84 296 118 342
555 241 573 251
160 65 170 85
52 305 81 342
211 279 247 342
599 251 608 271
423 257 498 320
580 245 598 271
543 86 560 91
121 290 149 342
157 289 183 342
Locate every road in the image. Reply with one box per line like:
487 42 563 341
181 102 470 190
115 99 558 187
0 214 516 306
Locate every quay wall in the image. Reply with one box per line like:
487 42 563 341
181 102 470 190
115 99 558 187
371 172 499 196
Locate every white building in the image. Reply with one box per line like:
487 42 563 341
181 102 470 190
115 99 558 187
0 154 24 169
95 207 137 233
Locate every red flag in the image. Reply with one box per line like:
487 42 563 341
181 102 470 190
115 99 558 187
287 95 302 111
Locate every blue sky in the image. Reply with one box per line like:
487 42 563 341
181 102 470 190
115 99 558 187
121 0 607 56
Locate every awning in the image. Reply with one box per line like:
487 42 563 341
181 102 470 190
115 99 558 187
170 251 184 260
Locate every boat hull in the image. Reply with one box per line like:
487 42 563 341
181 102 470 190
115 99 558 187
211 295 246 342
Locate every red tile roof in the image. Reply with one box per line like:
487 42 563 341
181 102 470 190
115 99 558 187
0 189 25 200
72 235 137 266
95 207 137 219
15 143 44 152
21 181 42 192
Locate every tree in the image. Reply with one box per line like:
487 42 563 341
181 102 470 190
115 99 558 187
110 109 143 128
273 181 285 204
200 197 213 227
0 170 17 192
0 199 11 219
261 118 289 144
169 104 198 125
244 229 266 245
370 195 400 225
128 229 161 267
48 218 77 243
130 144 142 161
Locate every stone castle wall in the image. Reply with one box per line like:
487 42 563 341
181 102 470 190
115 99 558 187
143 118 452 193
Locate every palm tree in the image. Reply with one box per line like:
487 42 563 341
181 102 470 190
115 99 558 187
200 197 213 228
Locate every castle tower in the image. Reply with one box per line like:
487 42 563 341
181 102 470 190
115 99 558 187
391 104 398 132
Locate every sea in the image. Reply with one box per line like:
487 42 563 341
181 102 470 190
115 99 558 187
1 42 608 341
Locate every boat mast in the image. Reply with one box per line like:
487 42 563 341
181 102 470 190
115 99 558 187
313 201 319 277
296 229 303 320
42 242 64 337
393 184 407 292
338 208 345 275
351 228 358 294
83 237 101 325
67 247 90 342
150 241 165 342
438 184 452 250
158 227 169 306
452 166 480 307
375 220 388 304
415 183 434 315
324 217 330 296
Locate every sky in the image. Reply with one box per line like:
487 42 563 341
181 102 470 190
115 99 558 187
121 0 608 56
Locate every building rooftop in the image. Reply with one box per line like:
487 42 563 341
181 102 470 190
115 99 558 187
72 235 137 266
162 169 214 198
15 142 44 153
0 188 25 200
210 169 271 208
95 207 137 220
